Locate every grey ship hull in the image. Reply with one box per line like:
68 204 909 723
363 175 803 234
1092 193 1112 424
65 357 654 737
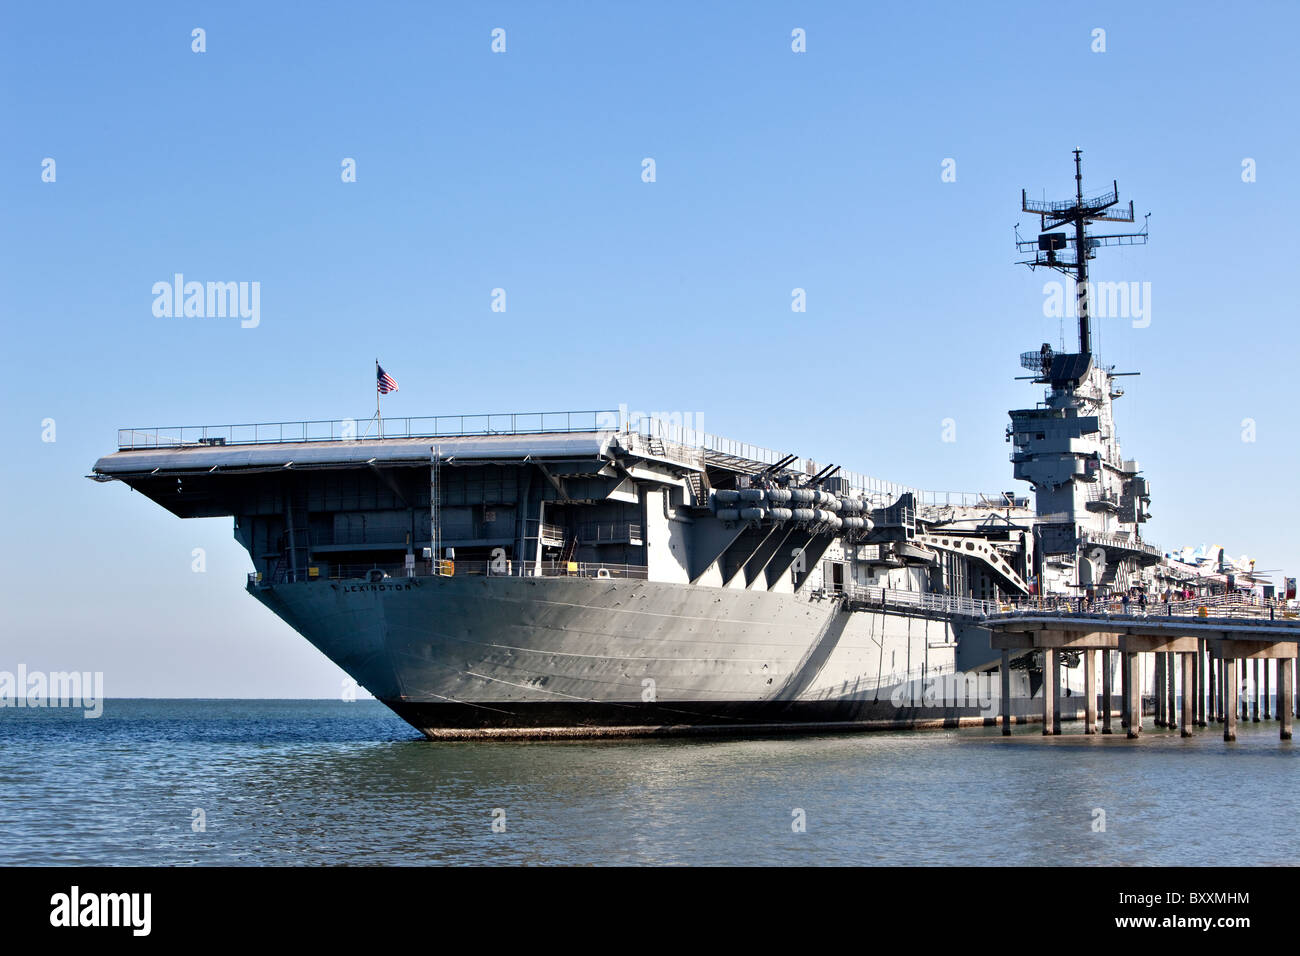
250 574 1080 738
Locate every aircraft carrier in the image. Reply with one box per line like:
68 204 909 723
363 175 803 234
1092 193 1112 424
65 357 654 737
89 152 1275 738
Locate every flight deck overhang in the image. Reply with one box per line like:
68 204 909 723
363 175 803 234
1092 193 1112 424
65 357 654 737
93 413 1008 522
90 430 704 519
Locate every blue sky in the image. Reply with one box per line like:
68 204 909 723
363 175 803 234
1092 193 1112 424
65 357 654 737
3 1 1297 696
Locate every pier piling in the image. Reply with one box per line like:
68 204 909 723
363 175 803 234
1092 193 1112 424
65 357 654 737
1121 653 1130 729
1159 655 1170 728
1279 658 1285 721
1200 640 1209 726
1278 659 1285 722
1253 660 1260 722
1101 649 1113 734
1265 661 1271 720
1127 652 1142 739
1167 652 1177 728
1181 652 1194 737
1084 648 1097 734
1001 649 1011 736
1043 648 1058 735
1241 659 1249 721
1282 659 1294 741
1211 658 1222 723
1224 658 1238 742
1192 643 1200 727
1209 653 1217 722
1053 650 1062 735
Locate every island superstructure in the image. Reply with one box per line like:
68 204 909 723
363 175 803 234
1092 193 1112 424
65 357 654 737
1009 148 1160 602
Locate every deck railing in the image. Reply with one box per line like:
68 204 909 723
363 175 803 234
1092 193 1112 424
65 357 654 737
248 559 649 586
846 585 1001 618
576 522 643 543
1022 187 1118 215
633 418 1006 510
118 410 620 450
1079 528 1163 558
118 408 1015 512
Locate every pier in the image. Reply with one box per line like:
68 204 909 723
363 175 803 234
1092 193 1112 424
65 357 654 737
986 609 1298 743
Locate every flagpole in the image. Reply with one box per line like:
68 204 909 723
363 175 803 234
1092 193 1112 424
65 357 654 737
375 358 382 437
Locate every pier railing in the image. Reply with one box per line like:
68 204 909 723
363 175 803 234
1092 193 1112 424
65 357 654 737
842 590 1295 623
987 592 1295 622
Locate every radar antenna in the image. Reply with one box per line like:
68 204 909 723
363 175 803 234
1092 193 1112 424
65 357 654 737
1017 149 1149 356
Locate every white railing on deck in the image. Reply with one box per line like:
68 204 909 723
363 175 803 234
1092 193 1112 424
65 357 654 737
1079 528 1162 557
846 585 1000 618
118 410 620 449
635 417 1007 510
117 408 1020 515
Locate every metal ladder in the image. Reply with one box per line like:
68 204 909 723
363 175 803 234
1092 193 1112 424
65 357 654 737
686 472 710 508
558 533 578 568
285 485 311 581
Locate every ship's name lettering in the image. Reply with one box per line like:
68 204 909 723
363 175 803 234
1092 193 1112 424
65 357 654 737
332 582 419 593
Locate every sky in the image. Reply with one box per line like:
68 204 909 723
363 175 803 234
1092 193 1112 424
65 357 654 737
2 1 1297 697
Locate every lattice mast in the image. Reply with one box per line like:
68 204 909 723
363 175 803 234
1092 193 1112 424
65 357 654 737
1017 149 1147 357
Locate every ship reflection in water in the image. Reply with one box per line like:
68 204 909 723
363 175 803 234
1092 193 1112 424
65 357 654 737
2 700 1295 866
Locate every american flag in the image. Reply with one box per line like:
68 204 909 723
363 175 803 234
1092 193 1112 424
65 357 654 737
377 365 399 395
